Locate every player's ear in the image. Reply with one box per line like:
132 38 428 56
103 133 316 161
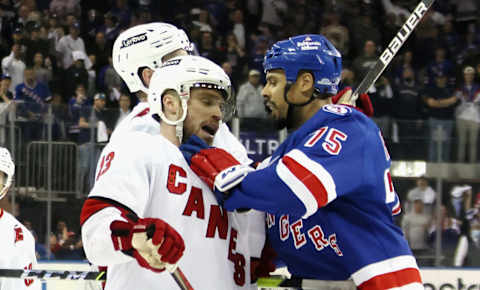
162 90 181 120
298 71 314 94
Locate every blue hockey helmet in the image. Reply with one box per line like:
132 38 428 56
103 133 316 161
263 34 342 95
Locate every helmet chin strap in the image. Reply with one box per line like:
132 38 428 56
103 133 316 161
283 82 316 130
155 99 188 143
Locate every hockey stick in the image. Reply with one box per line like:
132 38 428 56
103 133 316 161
0 267 193 290
350 0 436 102
257 276 356 290
0 268 106 281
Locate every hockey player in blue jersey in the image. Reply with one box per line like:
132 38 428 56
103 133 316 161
180 34 422 290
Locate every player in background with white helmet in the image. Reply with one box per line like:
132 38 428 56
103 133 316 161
81 55 266 289
0 147 41 290
181 34 422 289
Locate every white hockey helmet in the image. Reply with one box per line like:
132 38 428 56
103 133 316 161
112 22 191 93
0 147 14 200
148 55 232 141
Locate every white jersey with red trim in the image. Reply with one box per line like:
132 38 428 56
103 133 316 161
0 209 40 290
225 104 421 289
82 128 264 289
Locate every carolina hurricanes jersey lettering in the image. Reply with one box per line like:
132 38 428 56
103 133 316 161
226 105 421 289
0 209 41 290
84 109 264 289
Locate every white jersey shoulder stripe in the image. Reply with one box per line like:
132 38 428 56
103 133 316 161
276 149 337 218
351 255 420 287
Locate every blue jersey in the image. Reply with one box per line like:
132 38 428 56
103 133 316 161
227 105 422 289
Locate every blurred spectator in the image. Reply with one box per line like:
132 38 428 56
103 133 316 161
49 0 80 19
113 93 131 128
0 74 13 102
450 185 472 219
56 22 85 70
393 50 416 86
428 205 460 266
50 220 83 260
454 66 480 163
67 83 87 142
425 47 455 88
406 176 436 218
98 12 121 44
401 196 431 265
32 52 53 85
393 68 423 153
24 23 50 66
198 29 224 64
320 11 350 58
101 56 122 107
230 9 246 49
248 35 269 84
0 74 12 145
260 0 287 32
77 93 113 192
339 68 356 89
439 21 460 58
452 0 478 35
1 43 26 93
350 15 382 56
108 0 132 29
225 32 246 87
14 67 52 141
87 54 97 98
192 8 213 33
370 76 393 140
64 51 89 102
422 72 458 162
221 61 235 90
86 31 110 74
352 40 377 82
236 69 266 119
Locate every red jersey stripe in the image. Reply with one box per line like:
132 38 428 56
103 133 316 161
358 267 422 290
282 155 328 208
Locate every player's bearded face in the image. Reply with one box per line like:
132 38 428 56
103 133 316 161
183 88 223 145
262 70 289 129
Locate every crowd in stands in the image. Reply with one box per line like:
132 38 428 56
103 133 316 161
401 176 480 267
0 0 479 263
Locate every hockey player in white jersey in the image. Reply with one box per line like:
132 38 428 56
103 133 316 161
80 55 266 289
0 147 41 290
109 22 244 160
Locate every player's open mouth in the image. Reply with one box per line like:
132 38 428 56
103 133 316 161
264 101 273 114
201 124 217 136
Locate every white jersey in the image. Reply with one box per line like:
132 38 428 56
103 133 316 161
83 130 264 289
0 209 41 290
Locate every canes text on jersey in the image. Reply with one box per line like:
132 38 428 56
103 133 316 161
267 213 343 256
167 164 246 286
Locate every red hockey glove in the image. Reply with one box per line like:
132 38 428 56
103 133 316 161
110 217 185 273
332 87 374 117
180 135 254 192
251 241 277 282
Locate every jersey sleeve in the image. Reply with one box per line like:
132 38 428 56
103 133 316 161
226 115 376 218
89 132 153 217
